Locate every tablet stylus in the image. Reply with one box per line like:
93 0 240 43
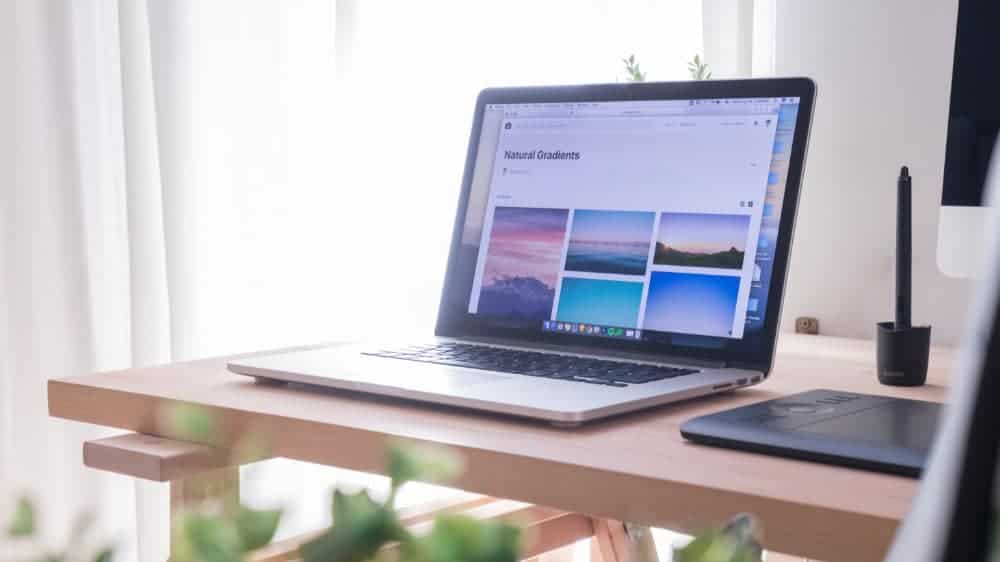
896 166 912 329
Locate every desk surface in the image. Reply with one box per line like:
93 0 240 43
48 334 954 562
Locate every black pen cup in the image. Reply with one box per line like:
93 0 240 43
876 322 931 386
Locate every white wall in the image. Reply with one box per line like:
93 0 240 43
774 0 975 345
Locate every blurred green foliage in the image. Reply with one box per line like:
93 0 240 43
7 497 35 538
165 402 222 446
300 441 515 562
6 405 760 562
2 497 112 562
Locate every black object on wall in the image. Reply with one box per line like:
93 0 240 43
942 0 1000 207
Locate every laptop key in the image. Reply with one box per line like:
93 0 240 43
367 345 699 385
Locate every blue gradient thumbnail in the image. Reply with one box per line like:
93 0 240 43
556 277 643 328
565 210 655 275
643 272 740 337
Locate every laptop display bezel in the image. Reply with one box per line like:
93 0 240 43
435 78 816 373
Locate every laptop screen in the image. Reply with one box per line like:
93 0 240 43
452 95 803 349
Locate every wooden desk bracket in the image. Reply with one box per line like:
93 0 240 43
82 432 647 562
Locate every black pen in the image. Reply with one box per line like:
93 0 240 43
896 166 912 329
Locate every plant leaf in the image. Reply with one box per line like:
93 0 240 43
621 53 646 82
674 529 762 562
300 489 408 562
180 513 242 562
93 546 114 562
236 506 282 551
165 403 220 445
331 489 378 526
412 515 520 562
674 532 732 562
387 442 462 491
8 497 36 537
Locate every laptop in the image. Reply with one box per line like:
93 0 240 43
229 79 816 425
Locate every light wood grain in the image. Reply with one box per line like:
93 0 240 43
591 520 631 562
48 334 955 562
84 433 234 482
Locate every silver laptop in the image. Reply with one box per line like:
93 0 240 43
229 79 816 425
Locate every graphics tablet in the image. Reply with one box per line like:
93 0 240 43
681 389 942 477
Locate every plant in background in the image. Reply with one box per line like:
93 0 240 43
3 497 112 562
687 54 712 80
621 53 713 82
4 403 760 562
622 54 646 82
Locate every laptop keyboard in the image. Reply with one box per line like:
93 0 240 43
363 342 700 387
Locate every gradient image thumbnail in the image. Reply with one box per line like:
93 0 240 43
477 207 569 321
654 213 750 270
643 271 740 337
556 277 643 329
565 210 655 276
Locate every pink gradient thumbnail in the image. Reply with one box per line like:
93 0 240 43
482 207 569 289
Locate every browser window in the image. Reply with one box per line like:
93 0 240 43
458 97 801 343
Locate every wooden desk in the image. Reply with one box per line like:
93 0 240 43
48 334 953 562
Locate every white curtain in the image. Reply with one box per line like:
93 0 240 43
1 1 176 559
701 0 775 78
1 2 710 561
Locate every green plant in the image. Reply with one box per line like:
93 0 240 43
687 54 712 80
674 514 762 562
622 54 646 82
167 405 520 562
297 443 518 562
3 497 112 562
621 53 713 82
5 404 761 562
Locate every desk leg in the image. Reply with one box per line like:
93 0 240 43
623 523 659 562
135 479 170 562
528 543 576 562
591 519 659 562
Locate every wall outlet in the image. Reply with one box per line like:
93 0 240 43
795 316 820 335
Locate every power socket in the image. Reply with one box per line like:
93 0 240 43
795 316 820 335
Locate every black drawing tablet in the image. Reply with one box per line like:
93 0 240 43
680 389 942 477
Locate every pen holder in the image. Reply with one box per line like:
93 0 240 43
876 322 931 386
